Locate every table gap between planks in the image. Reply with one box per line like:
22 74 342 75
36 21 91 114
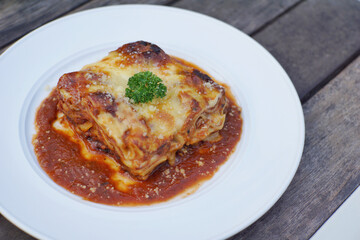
0 0 359 239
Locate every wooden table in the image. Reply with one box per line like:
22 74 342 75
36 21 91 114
1 0 359 239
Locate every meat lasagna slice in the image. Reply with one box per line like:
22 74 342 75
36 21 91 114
57 41 227 180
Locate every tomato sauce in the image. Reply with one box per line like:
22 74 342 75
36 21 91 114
33 81 242 206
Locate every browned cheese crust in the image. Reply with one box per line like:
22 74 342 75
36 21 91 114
57 41 227 180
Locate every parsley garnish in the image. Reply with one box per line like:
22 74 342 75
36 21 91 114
125 71 167 104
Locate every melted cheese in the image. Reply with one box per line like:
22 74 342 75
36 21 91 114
57 41 227 179
82 51 221 138
53 112 138 191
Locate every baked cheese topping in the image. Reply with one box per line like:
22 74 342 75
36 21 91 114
57 41 227 180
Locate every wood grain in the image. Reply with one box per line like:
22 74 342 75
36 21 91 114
72 0 172 12
231 56 360 239
0 0 170 56
0 0 90 49
0 45 9 56
0 215 34 240
173 0 302 34
253 0 360 101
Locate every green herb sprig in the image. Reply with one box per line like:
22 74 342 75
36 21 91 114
125 71 167 104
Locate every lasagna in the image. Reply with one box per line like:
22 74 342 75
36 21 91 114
57 41 227 180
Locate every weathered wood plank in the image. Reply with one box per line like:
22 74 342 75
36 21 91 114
253 0 360 101
0 0 171 57
0 45 9 56
73 0 172 12
231 56 360 239
0 0 90 49
0 215 35 240
173 0 302 34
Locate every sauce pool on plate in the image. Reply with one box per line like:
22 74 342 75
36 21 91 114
33 61 242 206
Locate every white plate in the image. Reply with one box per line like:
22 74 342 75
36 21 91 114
0 5 304 240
